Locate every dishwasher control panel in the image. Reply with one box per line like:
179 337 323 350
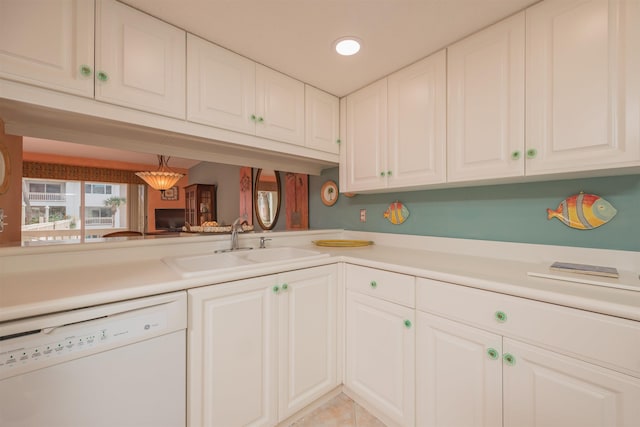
0 310 168 379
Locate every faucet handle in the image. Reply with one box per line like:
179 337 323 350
259 237 272 248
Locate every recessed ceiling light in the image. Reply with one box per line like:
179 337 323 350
334 37 361 56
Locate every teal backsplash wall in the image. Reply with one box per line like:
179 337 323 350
309 169 640 252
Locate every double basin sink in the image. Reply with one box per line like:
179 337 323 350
163 247 329 278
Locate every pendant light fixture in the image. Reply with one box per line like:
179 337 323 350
135 155 184 191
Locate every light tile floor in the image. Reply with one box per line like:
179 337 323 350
289 393 387 427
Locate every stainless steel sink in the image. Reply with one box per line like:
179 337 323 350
163 247 329 278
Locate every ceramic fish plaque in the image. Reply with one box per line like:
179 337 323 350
384 201 409 225
547 192 616 230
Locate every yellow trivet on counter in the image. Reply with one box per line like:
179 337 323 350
312 239 374 247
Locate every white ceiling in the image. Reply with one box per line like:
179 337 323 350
122 0 539 97
22 137 200 169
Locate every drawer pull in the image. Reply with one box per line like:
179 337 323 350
404 319 412 328
494 311 507 323
370 280 377 289
272 285 280 294
281 283 288 291
503 353 516 366
487 348 499 360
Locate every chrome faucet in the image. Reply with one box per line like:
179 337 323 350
230 216 245 250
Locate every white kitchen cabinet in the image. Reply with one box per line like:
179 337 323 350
503 338 640 427
345 265 415 426
188 276 277 427
447 12 525 182
187 35 305 146
255 65 305 146
95 0 186 119
0 0 94 97
416 311 503 427
343 50 446 192
277 266 338 419
416 277 640 427
188 265 338 427
526 0 640 175
305 85 340 154
388 50 447 188
344 79 388 192
187 34 256 134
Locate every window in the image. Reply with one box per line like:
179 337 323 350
22 178 139 242
29 182 62 193
85 184 112 194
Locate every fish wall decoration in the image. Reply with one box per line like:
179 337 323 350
546 192 617 230
384 201 409 225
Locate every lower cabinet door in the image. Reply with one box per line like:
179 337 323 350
416 312 503 427
345 290 415 426
188 277 278 427
278 265 338 420
503 338 640 427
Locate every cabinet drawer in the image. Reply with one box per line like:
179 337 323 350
417 277 640 378
346 264 415 307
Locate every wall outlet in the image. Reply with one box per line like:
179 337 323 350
360 209 366 222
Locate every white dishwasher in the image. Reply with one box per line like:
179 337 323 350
0 291 187 427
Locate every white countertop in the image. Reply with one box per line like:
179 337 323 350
1 230 639 323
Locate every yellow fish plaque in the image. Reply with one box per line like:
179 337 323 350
384 201 409 225
547 192 617 230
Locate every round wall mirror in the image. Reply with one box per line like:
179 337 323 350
254 169 281 230
0 143 10 195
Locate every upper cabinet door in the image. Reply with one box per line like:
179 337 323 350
305 85 340 154
447 12 525 183
95 0 186 119
526 0 640 174
255 65 305 146
388 50 447 188
344 79 388 192
187 34 256 134
0 0 94 97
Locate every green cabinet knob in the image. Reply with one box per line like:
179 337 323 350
511 150 521 160
282 283 288 291
79 65 92 77
387 171 392 176
272 285 280 293
495 311 507 323
96 71 108 82
503 353 516 366
526 148 537 159
370 280 377 289
404 319 412 328
380 171 386 177
336 138 341 144
250 114 257 122
487 348 499 360
257 116 264 123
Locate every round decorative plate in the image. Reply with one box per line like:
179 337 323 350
320 180 339 206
